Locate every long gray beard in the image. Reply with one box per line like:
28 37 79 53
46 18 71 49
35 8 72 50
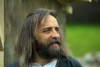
35 38 61 59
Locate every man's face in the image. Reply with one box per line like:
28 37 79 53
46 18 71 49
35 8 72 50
34 15 61 59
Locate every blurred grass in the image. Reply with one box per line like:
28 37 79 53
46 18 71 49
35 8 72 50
66 24 100 57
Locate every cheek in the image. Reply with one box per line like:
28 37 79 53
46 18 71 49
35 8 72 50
41 36 48 43
41 36 50 45
36 34 47 43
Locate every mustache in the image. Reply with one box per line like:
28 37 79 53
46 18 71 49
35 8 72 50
47 38 61 46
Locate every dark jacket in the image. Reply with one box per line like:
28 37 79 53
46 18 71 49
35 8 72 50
8 56 82 67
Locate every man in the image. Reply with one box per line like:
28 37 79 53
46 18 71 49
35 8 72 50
8 8 82 67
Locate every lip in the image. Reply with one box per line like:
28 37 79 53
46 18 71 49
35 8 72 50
51 43 58 47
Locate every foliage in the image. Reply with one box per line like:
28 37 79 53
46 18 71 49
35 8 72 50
66 24 100 57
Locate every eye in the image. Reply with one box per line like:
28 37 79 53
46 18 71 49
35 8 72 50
55 27 59 32
43 28 51 34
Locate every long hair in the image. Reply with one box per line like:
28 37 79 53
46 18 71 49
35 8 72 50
15 8 70 67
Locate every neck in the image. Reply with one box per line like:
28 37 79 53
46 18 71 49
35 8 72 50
32 51 57 66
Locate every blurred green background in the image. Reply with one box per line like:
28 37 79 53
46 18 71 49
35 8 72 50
66 2 100 57
66 23 100 57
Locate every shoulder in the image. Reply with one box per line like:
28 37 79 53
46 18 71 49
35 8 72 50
7 62 19 67
67 56 82 67
59 55 82 67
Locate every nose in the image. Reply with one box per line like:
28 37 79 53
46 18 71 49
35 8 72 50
51 29 60 39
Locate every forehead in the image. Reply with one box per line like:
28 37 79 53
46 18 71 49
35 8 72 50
40 15 59 28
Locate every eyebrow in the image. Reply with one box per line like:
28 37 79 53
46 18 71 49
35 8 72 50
43 26 59 29
43 27 52 30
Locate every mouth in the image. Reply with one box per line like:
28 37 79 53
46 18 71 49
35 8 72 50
50 42 60 47
52 43 58 47
48 38 61 47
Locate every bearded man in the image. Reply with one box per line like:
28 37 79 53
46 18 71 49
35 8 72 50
8 8 82 67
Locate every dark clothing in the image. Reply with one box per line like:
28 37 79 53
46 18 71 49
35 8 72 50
58 56 82 67
8 56 82 67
